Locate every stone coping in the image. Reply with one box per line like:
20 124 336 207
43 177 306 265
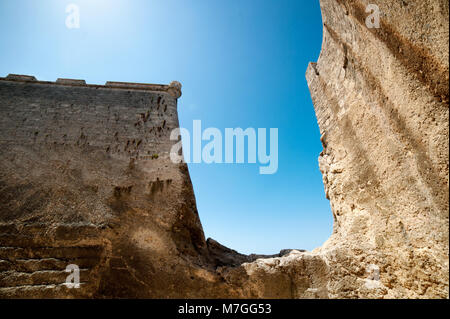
0 74 182 98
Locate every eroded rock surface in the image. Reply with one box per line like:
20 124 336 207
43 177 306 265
0 76 238 298
305 0 448 298
224 0 449 298
0 0 448 299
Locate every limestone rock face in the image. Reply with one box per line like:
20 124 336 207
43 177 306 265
219 0 449 299
0 0 448 299
304 0 448 298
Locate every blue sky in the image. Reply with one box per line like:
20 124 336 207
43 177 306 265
0 0 331 254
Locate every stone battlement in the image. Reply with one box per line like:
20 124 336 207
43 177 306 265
0 74 182 98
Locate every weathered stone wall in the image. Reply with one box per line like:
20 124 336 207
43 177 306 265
0 78 179 159
0 76 222 298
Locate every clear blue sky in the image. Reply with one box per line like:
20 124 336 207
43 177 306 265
0 0 331 254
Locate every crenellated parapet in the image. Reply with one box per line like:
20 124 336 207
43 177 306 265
1 74 182 98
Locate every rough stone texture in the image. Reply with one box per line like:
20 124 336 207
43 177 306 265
303 0 449 298
0 0 448 299
0 76 231 298
215 0 450 299
222 0 448 299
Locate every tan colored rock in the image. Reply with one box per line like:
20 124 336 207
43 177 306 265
306 0 448 298
224 0 448 299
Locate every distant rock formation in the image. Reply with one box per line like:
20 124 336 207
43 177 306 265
0 0 448 299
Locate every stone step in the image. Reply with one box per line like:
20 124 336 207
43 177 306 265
0 269 91 287
0 283 87 298
0 245 104 260
0 256 101 272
